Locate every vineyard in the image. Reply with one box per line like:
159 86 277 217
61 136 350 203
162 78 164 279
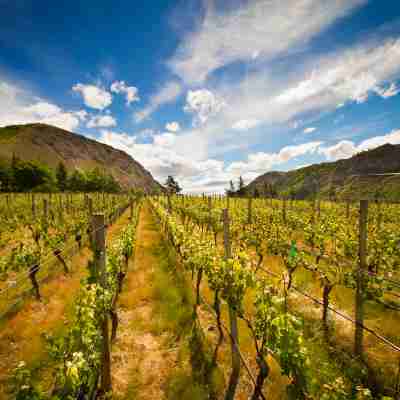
150 195 400 400
0 193 399 399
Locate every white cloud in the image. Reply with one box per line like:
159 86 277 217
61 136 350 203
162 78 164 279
168 0 365 84
97 129 207 183
110 80 140 105
72 83 112 110
232 119 261 131
184 89 225 126
274 38 400 113
136 128 155 141
167 37 400 167
358 129 400 150
227 141 322 180
318 140 356 160
165 121 181 132
319 129 400 160
374 82 399 99
0 80 87 131
304 127 316 133
86 114 117 128
135 81 182 122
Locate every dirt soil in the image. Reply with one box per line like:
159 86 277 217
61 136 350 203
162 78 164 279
111 203 178 400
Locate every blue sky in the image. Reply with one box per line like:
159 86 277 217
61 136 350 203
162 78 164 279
1 0 400 193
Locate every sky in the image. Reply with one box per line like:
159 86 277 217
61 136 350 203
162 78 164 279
1 0 400 193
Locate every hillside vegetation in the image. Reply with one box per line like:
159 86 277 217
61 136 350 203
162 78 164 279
246 144 400 200
0 123 161 192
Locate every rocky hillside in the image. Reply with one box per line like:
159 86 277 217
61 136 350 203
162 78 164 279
0 123 162 192
246 143 400 200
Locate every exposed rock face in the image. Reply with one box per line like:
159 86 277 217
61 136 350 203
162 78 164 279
0 123 162 192
246 144 400 200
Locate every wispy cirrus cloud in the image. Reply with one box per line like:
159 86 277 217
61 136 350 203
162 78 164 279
134 81 182 122
168 0 366 84
304 127 317 134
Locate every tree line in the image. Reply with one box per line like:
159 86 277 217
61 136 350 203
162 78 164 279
0 155 121 193
225 176 278 198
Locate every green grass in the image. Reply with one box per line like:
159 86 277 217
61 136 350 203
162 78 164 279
149 230 223 400
150 241 194 339
165 371 209 400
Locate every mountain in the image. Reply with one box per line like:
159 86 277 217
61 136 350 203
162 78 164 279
0 123 162 192
246 143 400 200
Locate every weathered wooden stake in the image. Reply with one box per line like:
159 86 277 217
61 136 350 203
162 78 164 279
43 199 48 221
355 200 368 358
167 194 172 214
92 214 112 393
247 197 253 224
282 199 287 224
88 198 93 218
130 200 134 220
223 209 241 400
32 194 36 219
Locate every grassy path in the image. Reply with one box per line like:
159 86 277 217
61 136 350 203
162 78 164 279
111 202 181 400
0 208 132 398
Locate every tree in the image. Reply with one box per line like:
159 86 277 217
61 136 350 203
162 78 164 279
237 176 246 197
253 187 260 198
0 161 12 192
12 161 55 192
165 175 182 194
68 169 87 192
226 180 236 197
56 162 68 191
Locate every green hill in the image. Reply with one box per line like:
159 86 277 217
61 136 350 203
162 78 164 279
0 123 162 192
246 143 400 200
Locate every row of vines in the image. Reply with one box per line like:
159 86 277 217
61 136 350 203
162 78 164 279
151 194 400 400
0 193 132 317
11 196 141 399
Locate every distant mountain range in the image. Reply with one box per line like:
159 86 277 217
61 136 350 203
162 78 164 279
0 123 161 192
246 143 400 200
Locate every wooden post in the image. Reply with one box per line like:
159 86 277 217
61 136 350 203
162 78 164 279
355 200 368 358
377 201 382 232
223 209 241 400
130 200 134 220
247 197 252 224
208 197 212 229
32 194 36 219
43 199 48 220
346 201 350 220
92 214 112 393
167 194 172 214
282 198 287 224
88 198 93 218
317 199 321 220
